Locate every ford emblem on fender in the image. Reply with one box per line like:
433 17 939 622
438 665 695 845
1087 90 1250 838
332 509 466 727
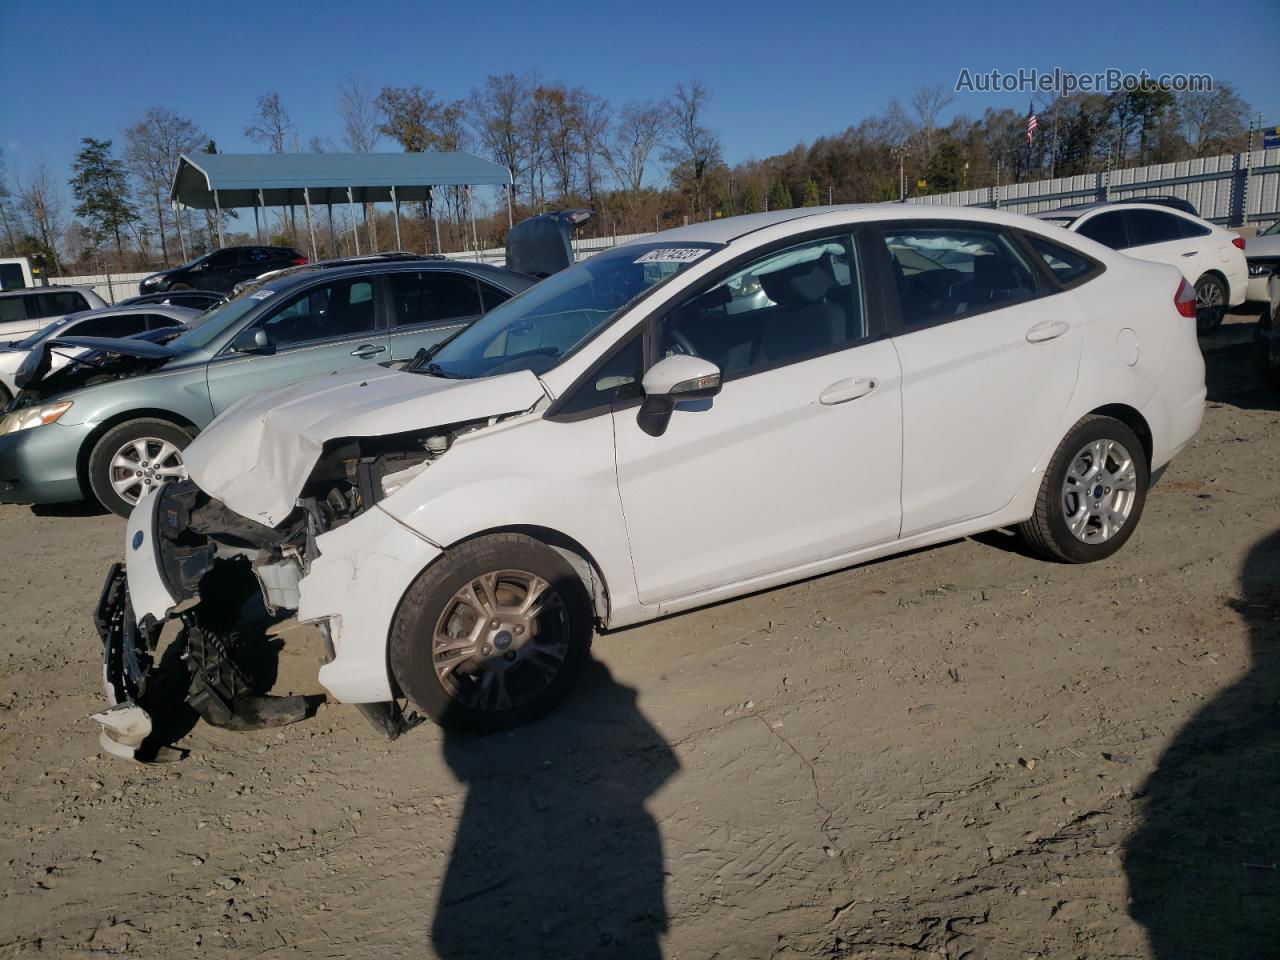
132 531 144 551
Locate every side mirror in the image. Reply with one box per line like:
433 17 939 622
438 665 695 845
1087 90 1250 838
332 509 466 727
230 327 273 354
637 354 721 437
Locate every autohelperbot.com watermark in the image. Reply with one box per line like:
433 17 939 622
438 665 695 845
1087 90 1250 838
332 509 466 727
955 67 1214 95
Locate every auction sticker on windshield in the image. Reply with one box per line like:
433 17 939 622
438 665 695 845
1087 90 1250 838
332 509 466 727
250 289 276 300
634 248 708 264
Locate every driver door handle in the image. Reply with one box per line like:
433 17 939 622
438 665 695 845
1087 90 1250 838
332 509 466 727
1180 251 1198 257
1026 320 1070 343
819 377 878 405
351 344 387 358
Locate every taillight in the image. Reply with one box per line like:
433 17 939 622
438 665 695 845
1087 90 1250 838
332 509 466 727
1231 236 1245 251
1174 277 1197 318
291 256 307 265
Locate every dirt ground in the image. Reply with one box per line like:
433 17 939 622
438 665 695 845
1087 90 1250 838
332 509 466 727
1 316 1277 960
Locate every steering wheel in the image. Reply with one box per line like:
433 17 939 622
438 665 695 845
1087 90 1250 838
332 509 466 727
668 328 699 357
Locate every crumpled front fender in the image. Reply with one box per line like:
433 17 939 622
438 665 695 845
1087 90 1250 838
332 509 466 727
299 505 442 704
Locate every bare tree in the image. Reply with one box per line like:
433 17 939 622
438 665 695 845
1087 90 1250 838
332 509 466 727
1179 83 1249 156
662 81 723 216
17 161 64 273
339 77 382 153
0 149 19 255
575 92 611 208
124 107 205 265
604 100 668 194
244 92 294 153
911 84 954 158
245 93 297 242
468 74 532 204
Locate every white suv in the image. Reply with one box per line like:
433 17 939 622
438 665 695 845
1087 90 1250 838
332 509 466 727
0 286 108 341
1035 202 1247 331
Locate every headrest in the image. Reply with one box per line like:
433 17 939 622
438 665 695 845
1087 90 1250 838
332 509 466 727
759 256 836 306
973 254 1022 290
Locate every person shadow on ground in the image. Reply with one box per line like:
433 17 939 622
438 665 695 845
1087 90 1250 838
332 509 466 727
432 658 679 960
1124 529 1280 958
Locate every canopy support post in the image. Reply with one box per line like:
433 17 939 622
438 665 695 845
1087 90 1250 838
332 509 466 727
468 185 480 260
213 190 224 248
302 187 318 261
173 201 187 262
327 202 337 256
506 181 514 229
390 185 403 250
347 187 361 256
429 187 441 255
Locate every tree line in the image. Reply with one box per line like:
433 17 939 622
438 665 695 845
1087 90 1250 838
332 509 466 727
0 74 1258 276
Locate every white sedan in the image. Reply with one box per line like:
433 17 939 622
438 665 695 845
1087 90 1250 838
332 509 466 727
1033 202 1247 332
102 205 1206 754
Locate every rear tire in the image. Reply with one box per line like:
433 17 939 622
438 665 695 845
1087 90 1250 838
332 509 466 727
1018 415 1149 563
87 418 194 518
390 533 593 733
168 281 193 292
1194 274 1227 333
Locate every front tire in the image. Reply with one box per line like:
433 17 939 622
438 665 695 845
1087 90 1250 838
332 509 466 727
1194 274 1227 333
1018 415 1149 563
168 281 193 292
87 418 193 517
390 533 593 733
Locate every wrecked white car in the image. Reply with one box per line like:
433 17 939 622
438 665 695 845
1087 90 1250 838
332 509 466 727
94 206 1206 757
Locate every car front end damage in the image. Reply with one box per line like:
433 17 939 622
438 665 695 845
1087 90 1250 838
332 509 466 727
90 411 527 758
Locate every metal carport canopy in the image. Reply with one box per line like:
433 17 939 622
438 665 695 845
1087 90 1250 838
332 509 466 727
170 151 513 209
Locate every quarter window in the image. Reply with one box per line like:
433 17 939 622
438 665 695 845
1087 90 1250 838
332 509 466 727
1025 234 1097 284
882 226 1039 327
255 278 377 347
657 236 863 378
554 335 646 417
1175 216 1211 239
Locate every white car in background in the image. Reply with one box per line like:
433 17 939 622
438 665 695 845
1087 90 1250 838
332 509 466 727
0 305 197 404
1243 219 1280 303
100 205 1206 757
1034 202 1247 331
0 286 108 342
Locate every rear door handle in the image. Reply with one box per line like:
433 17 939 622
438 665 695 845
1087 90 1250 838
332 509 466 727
1026 320 1070 343
351 344 387 358
819 377 878 405
1180 251 1198 258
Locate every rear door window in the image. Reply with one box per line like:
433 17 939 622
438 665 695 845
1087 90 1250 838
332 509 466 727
69 312 150 338
1076 212 1128 249
1126 210 1184 247
390 272 484 327
881 226 1040 328
33 292 88 318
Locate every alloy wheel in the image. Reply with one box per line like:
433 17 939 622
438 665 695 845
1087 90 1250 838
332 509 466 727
1061 439 1139 543
108 437 187 506
432 570 570 712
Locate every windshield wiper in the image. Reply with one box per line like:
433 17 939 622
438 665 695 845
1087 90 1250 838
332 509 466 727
419 361 468 380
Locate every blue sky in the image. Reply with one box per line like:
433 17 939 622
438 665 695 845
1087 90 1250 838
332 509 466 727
2 0 1278 199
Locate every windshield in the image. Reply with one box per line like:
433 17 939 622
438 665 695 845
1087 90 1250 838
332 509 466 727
169 292 265 351
416 242 717 379
14 313 87 349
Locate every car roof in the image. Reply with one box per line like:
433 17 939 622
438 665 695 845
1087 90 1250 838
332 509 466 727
245 256 537 297
621 203 1115 248
0 284 95 297
1032 201 1203 221
72 304 200 319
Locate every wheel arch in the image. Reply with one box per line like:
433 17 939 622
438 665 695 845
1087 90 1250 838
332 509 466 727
446 524 613 626
76 408 201 498
1086 402 1153 466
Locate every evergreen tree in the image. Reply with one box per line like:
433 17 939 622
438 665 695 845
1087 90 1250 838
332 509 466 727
801 178 821 206
69 138 137 261
741 183 764 214
767 181 793 210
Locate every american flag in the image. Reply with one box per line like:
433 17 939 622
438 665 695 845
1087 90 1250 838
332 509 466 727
1026 104 1039 145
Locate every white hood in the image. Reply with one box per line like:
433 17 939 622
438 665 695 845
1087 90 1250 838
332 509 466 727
184 366 548 526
